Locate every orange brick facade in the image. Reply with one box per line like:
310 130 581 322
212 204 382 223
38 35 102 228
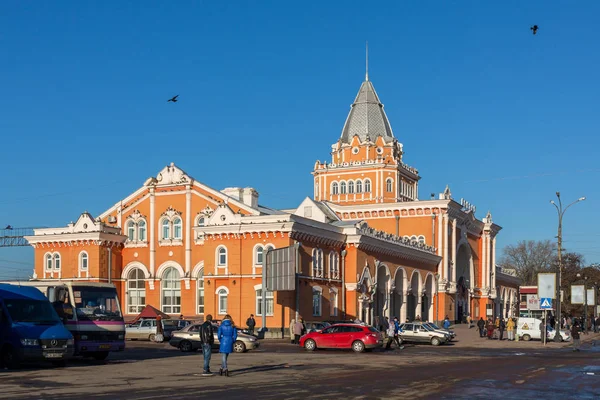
25 75 519 335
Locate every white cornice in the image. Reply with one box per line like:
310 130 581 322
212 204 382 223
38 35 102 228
25 231 127 245
326 199 451 213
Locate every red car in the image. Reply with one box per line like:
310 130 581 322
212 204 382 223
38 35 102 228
299 323 383 353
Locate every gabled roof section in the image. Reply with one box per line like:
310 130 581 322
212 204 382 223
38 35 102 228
293 197 340 224
340 80 395 145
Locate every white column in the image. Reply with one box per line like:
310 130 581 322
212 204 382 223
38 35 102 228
149 187 156 277
437 213 443 257
185 184 192 275
400 291 407 322
451 218 457 283
443 214 449 281
117 202 122 228
491 236 496 290
481 233 487 289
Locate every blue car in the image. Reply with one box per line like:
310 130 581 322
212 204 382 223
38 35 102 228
0 284 74 368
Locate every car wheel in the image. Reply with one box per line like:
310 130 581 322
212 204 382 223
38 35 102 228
352 340 365 353
431 337 441 346
92 352 109 361
233 341 246 353
52 360 67 367
304 339 316 351
149 334 156 342
179 340 193 352
522 334 531 342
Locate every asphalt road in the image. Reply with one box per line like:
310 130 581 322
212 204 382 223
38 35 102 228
2 335 600 399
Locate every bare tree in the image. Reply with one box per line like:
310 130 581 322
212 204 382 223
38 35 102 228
498 240 556 285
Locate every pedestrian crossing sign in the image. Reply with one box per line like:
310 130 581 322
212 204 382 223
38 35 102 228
540 298 552 309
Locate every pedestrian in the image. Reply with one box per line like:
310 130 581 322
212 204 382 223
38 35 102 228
293 319 303 344
499 318 506 340
571 321 581 352
155 315 164 343
443 316 451 330
539 320 546 343
477 317 485 337
246 314 256 335
385 317 405 350
200 314 215 376
487 319 494 339
289 319 296 344
506 317 515 341
217 314 238 377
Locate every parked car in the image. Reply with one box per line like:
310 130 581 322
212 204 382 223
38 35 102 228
299 323 383 353
517 318 571 342
125 318 180 341
169 323 259 353
397 322 448 346
422 322 456 341
303 321 331 333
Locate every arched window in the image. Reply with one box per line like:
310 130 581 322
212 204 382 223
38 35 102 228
218 288 228 315
161 219 170 240
348 181 355 194
410 235 417 243
418 235 426 245
255 245 264 265
53 254 61 270
312 249 323 278
45 254 53 271
332 182 339 195
127 268 146 314
386 178 393 193
197 217 206 227
340 181 347 194
161 267 181 314
256 288 274 316
330 288 339 317
173 217 182 240
364 179 371 193
217 247 227 268
312 287 322 316
138 220 147 242
356 180 363 193
127 221 135 241
265 245 275 252
328 251 339 279
79 252 88 271
197 268 204 314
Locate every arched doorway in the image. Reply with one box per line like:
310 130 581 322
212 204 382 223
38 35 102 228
407 271 421 321
392 268 406 322
421 274 434 322
375 264 391 329
455 243 473 323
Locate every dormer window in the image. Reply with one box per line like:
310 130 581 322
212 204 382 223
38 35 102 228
197 217 206 227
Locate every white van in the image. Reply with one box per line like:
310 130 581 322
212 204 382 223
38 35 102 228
517 317 571 342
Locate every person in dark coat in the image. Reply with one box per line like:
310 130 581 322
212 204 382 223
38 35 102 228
218 314 238 377
477 317 486 337
499 318 506 340
200 314 215 376
246 314 256 335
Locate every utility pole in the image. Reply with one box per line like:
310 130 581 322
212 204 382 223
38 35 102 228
550 192 585 341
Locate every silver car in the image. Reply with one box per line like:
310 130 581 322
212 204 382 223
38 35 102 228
125 319 179 341
169 323 260 353
398 322 448 346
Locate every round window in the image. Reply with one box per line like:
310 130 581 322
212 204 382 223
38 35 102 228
352 147 359 154
220 215 226 221
376 147 383 154
83 224 88 229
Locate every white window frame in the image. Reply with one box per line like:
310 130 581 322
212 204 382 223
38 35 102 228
126 220 136 241
356 180 363 193
254 244 264 266
418 235 426 245
332 182 339 195
45 253 53 271
348 180 354 194
79 251 89 271
216 246 228 273
255 287 274 316
328 251 339 279
173 217 182 240
216 286 229 315
330 288 339 317
161 267 181 314
386 178 393 193
127 267 146 314
364 179 372 193
161 218 170 240
138 219 147 242
312 286 323 317
53 253 61 270
312 248 323 278
197 216 206 227
340 181 347 194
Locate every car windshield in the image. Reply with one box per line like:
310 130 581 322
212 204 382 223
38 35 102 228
368 326 379 332
425 323 440 330
73 286 123 321
5 299 61 324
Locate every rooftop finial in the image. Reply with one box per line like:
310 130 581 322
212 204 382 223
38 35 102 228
365 41 369 81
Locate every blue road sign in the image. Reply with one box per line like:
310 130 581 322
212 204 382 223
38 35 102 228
540 298 552 309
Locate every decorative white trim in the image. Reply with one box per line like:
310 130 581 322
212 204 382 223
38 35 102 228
156 261 185 279
215 245 228 275
192 261 205 278
345 283 357 291
122 261 151 279
78 251 89 279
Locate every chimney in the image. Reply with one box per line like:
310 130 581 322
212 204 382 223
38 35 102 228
242 188 259 209
221 187 243 201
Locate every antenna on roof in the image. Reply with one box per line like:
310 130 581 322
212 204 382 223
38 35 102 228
365 41 369 81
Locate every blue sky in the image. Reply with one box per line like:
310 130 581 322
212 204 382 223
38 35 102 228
1 1 599 278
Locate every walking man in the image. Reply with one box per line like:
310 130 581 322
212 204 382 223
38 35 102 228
200 314 215 376
571 321 581 351
477 317 485 337
499 318 506 341
246 314 256 335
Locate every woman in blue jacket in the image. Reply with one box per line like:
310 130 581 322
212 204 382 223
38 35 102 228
218 314 238 376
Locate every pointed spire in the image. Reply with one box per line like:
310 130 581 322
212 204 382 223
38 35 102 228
365 41 369 81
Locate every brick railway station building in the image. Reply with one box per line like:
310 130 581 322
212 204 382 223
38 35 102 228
25 72 519 334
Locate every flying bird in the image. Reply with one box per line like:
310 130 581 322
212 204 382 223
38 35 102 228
167 95 179 103
530 25 538 35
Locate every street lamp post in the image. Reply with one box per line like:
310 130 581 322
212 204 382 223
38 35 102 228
550 192 585 341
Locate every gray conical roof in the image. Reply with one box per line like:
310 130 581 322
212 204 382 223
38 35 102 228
340 80 395 144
